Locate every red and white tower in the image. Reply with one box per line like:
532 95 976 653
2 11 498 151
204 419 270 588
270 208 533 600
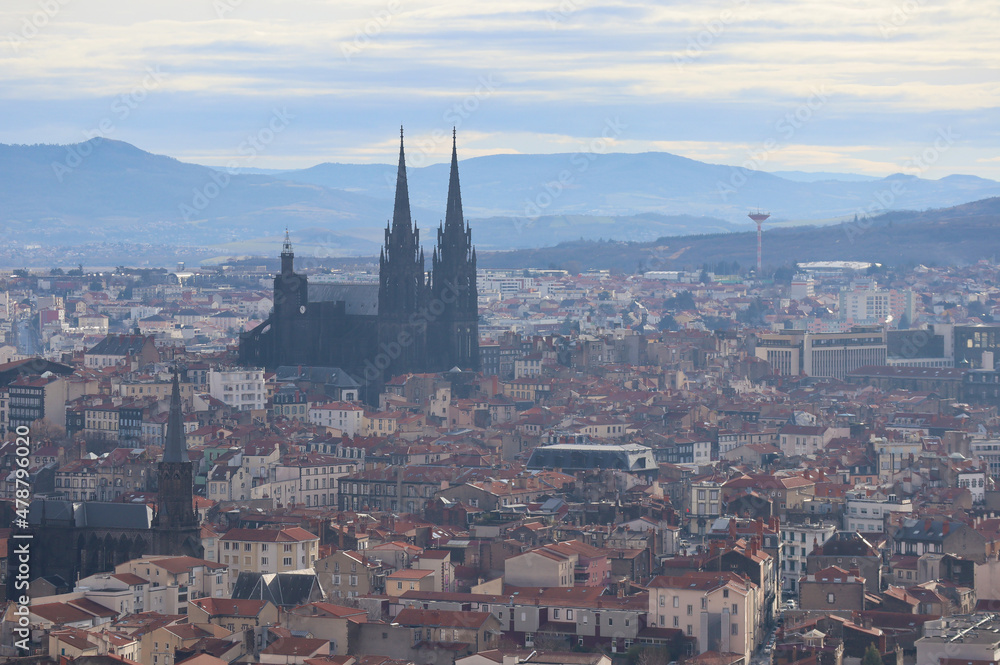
748 210 770 274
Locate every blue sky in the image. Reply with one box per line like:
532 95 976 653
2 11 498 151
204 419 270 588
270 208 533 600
2 0 998 178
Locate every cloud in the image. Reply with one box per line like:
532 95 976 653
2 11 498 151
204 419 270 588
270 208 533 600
0 0 997 177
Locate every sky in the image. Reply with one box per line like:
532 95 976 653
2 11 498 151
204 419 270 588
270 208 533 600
2 0 999 178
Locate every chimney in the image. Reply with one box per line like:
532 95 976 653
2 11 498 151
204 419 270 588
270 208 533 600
943 522 950 535
925 519 931 531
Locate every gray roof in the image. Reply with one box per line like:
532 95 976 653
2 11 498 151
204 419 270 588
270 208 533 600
274 366 360 389
896 518 961 542
77 502 153 529
29 499 152 529
87 334 151 356
309 283 378 315
231 571 320 608
527 442 656 473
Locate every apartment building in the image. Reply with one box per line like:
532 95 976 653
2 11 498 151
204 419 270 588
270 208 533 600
779 522 837 592
218 527 319 578
648 571 760 663
309 401 364 435
844 490 913 533
208 368 265 412
113 556 230 615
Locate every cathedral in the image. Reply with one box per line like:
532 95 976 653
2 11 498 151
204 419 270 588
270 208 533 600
239 130 480 392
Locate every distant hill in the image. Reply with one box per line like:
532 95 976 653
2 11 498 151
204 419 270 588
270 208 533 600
276 152 1000 223
3 139 1000 266
0 139 421 255
476 197 1000 272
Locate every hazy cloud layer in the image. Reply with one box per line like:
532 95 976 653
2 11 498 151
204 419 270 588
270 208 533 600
1 0 997 177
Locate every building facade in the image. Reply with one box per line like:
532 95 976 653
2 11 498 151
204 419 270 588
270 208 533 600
239 131 480 394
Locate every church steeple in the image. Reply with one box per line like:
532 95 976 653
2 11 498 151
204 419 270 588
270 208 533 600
281 227 294 275
152 366 202 559
443 128 464 234
162 369 188 463
377 126 430 381
430 129 479 371
391 126 413 235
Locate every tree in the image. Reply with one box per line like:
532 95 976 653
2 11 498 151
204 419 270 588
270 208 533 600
738 297 767 326
560 315 580 335
862 643 884 665
664 291 696 312
30 418 66 443
658 314 679 332
635 647 672 665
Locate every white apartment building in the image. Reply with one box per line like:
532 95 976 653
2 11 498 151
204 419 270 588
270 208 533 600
219 527 320 581
689 479 723 532
106 556 230 615
648 572 760 662
778 425 849 458
843 490 913 533
972 439 1000 477
756 327 886 380
872 436 923 480
779 522 837 592
839 286 915 325
958 469 987 504
208 368 265 412
252 455 359 508
309 401 364 436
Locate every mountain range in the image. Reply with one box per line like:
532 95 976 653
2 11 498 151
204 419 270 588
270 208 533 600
2 139 1000 265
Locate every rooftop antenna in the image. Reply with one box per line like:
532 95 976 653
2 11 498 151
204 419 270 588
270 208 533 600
748 210 771 275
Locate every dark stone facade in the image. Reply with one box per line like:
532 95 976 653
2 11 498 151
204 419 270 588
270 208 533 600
239 130 479 396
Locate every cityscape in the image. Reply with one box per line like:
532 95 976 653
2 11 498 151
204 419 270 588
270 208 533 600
3 2 1000 665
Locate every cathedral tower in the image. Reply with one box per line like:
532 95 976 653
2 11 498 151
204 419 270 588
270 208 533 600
152 370 204 558
377 128 429 377
430 130 479 371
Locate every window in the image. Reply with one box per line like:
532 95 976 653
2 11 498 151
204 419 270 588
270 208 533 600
672 616 678 627
566 609 573 620
673 596 679 608
731 624 739 636
686 625 692 636
723 589 729 598
553 609 560 620
827 593 835 604
701 598 707 609
731 604 737 615
687 604 692 616
284 557 292 566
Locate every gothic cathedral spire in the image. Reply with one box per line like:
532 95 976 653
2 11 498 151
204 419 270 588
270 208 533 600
430 129 479 371
378 127 430 378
